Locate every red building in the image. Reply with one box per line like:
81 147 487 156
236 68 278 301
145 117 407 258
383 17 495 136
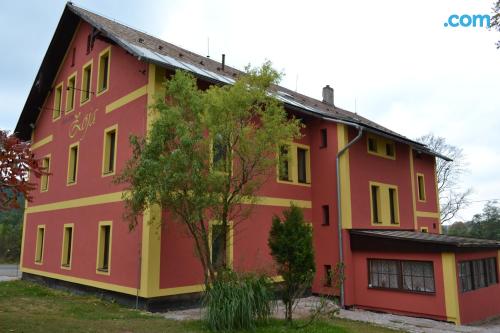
15 3 500 324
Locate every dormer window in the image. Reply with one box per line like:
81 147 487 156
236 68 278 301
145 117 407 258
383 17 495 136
367 134 396 160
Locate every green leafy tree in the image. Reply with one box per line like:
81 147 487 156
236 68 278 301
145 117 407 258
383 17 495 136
268 205 315 322
117 63 301 284
0 204 23 263
446 201 500 241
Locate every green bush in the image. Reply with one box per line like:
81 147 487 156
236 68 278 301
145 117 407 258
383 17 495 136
203 270 275 331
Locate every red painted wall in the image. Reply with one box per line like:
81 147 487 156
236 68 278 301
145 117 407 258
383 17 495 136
456 250 500 324
350 250 448 321
413 152 438 213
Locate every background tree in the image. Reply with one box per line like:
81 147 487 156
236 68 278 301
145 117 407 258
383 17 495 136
0 130 44 210
117 63 301 284
268 205 315 322
417 134 471 224
446 201 500 241
0 203 23 263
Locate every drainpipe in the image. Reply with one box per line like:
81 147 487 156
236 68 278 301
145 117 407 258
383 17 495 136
331 120 363 308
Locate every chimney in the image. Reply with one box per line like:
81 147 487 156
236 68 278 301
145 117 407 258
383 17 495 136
322 85 334 106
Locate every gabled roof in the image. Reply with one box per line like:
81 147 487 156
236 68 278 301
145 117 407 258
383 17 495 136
15 3 451 161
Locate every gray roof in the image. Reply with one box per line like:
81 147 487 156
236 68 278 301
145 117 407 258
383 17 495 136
14 3 451 161
351 230 500 249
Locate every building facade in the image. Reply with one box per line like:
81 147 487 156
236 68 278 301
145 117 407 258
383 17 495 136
15 3 500 324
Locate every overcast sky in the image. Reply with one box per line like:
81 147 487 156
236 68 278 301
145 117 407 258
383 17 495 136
1 0 499 222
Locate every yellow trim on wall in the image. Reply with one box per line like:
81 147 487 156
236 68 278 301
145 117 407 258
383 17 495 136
420 226 429 233
105 85 148 113
96 46 111 96
209 220 234 269
66 71 77 114
367 134 396 160
417 173 427 202
96 221 112 276
80 59 93 106
248 196 312 208
66 141 79 186
337 124 352 229
276 142 311 187
60 223 74 270
442 252 461 324
416 211 440 218
26 191 126 214
101 124 118 177
52 82 64 121
31 135 53 151
409 148 418 230
35 225 46 265
369 181 400 226
40 154 51 193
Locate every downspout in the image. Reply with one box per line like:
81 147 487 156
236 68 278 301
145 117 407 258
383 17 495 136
334 122 363 308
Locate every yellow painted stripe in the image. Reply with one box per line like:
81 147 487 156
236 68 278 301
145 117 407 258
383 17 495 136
416 211 440 218
442 252 461 324
246 196 312 208
105 85 148 113
26 191 126 214
31 135 53 151
337 124 352 229
409 148 418 230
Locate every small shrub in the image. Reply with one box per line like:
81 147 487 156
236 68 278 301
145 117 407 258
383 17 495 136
203 270 275 331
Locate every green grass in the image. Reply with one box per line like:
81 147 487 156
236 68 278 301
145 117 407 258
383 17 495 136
0 280 400 333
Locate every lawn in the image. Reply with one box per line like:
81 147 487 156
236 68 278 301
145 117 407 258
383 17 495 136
0 280 399 333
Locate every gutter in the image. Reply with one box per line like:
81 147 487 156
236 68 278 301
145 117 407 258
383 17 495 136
323 117 363 308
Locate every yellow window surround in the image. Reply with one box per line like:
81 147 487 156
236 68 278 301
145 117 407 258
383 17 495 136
420 226 429 233
417 173 427 202
80 59 93 106
40 154 51 193
209 220 234 269
52 82 64 120
101 124 118 177
61 223 74 270
66 142 79 186
35 225 45 264
97 46 111 96
367 134 396 160
66 71 77 113
277 142 311 187
369 181 400 226
96 221 112 275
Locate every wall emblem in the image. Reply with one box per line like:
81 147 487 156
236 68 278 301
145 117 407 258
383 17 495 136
69 109 97 140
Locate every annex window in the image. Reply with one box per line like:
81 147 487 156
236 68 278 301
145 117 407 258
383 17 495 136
210 221 233 270
370 182 399 225
81 61 92 104
417 173 426 201
102 125 117 176
61 224 74 269
324 265 333 287
35 225 45 264
459 258 498 293
40 155 50 192
367 134 396 159
96 222 112 274
67 143 79 185
322 205 330 226
320 128 327 148
53 83 63 119
66 73 77 113
368 259 435 293
97 47 110 94
277 143 311 186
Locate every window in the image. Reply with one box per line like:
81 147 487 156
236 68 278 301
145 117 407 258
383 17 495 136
53 83 63 119
35 225 45 264
61 224 74 269
102 126 117 176
212 133 229 172
322 205 330 226
97 47 110 94
459 258 498 292
277 143 311 186
66 73 77 113
324 265 333 287
417 173 426 201
369 182 399 225
368 259 435 293
367 135 396 159
81 60 92 104
67 143 79 185
96 222 112 274
40 156 50 192
320 128 327 148
210 221 233 270
420 227 429 233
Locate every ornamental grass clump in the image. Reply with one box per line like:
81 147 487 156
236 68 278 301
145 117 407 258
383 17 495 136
203 270 275 331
